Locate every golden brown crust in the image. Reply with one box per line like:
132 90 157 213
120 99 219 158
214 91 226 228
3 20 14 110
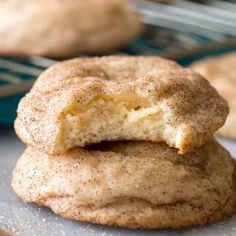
191 52 236 139
15 56 228 155
0 0 142 57
12 141 236 229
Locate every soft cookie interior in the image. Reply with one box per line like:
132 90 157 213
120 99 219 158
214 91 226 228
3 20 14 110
59 95 178 154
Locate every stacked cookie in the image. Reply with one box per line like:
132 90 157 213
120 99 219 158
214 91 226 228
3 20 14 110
12 56 236 229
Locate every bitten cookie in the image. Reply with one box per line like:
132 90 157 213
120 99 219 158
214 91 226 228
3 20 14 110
191 52 236 139
15 56 228 154
12 141 236 229
0 0 142 57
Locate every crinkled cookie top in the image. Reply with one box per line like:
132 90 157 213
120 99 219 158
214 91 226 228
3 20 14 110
15 56 228 154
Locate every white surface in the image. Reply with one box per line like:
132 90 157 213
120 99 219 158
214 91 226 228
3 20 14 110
0 127 236 236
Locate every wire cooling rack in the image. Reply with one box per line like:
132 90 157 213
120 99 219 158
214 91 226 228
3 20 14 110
1 0 236 124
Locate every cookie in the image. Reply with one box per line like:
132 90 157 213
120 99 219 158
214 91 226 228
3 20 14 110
191 53 236 139
14 56 228 155
0 0 142 57
12 141 236 229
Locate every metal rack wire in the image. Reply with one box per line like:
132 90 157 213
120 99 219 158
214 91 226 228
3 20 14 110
0 57 56 98
127 0 236 55
0 0 236 124
133 0 236 39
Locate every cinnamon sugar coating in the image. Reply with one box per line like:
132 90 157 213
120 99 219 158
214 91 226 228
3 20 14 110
15 56 228 154
12 141 236 229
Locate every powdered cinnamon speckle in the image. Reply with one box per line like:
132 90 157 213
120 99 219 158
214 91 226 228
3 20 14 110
15 56 228 155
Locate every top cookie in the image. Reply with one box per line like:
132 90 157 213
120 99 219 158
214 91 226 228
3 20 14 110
0 0 142 57
191 52 236 139
15 56 228 155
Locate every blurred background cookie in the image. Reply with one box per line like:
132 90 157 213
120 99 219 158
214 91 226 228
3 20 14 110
0 0 142 58
191 52 236 139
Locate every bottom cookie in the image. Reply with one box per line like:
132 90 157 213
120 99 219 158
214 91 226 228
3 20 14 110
12 141 236 229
